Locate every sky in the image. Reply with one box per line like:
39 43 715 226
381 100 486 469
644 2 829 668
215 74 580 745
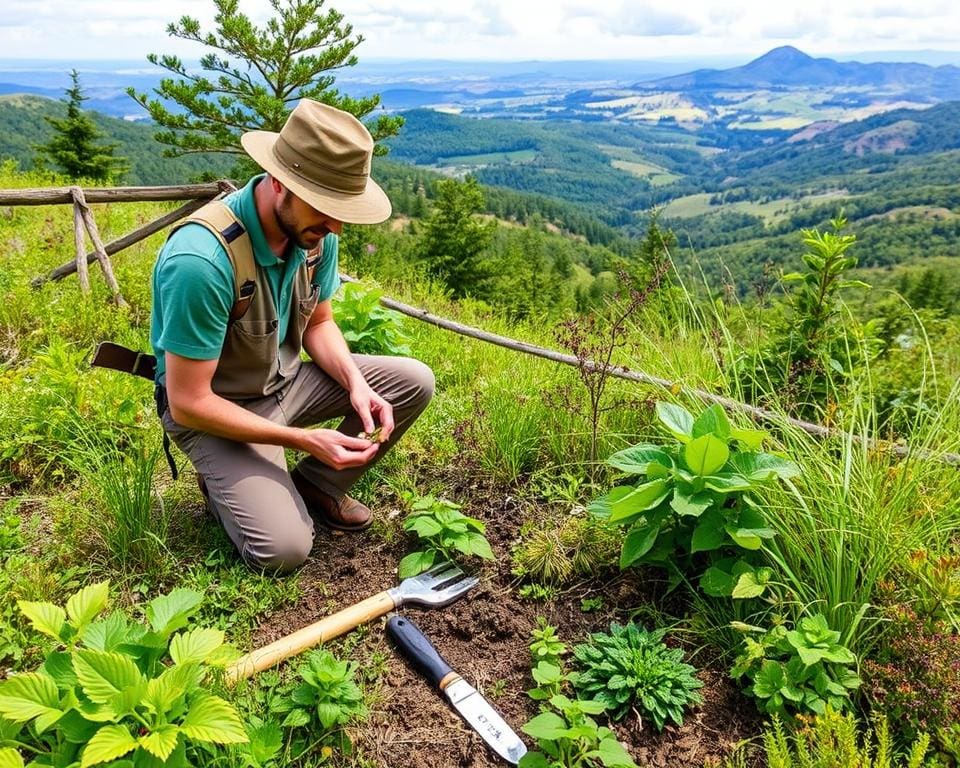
1 0 958 63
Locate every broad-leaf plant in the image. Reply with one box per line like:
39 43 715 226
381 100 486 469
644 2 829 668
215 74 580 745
590 402 799 597
0 582 246 767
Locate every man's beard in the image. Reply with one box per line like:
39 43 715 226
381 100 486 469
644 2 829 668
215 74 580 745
275 197 327 251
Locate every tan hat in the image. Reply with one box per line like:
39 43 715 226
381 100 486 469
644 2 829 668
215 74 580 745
241 100 391 225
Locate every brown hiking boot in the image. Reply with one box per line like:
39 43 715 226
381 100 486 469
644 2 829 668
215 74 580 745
290 468 372 531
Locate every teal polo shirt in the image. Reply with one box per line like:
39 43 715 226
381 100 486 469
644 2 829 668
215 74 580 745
150 174 340 383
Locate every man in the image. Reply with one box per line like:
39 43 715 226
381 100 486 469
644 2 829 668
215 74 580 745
150 99 434 573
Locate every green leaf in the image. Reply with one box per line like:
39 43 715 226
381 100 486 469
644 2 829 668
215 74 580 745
145 589 203 636
0 748 25 768
518 752 550 768
464 533 494 560
732 571 769 600
169 629 225 665
730 427 768 451
620 520 661 569
398 549 436 579
66 582 110 627
596 736 638 767
43 652 78 687
0 673 61 724
606 444 673 476
700 567 735 597
692 404 731 441
180 696 248 744
81 613 132 652
684 435 729 476
656 402 694 441
73 650 145 705
725 527 763 550
281 708 311 728
138 726 180 761
727 453 800 482
690 509 727 553
405 515 443 539
608 480 669 524
80 724 137 767
670 489 712 518
17 601 66 640
521 711 568 740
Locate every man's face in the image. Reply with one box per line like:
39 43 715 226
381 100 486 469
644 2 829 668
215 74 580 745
274 188 344 250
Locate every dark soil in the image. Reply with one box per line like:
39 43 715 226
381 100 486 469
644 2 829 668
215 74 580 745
247 472 761 768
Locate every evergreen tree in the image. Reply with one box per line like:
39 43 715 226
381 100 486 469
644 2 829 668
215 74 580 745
128 0 403 174
35 70 128 183
420 177 495 297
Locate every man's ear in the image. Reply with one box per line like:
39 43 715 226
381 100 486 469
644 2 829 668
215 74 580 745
268 175 284 194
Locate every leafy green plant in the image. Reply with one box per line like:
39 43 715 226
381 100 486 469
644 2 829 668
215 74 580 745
569 623 703 730
399 495 494 578
589 401 798 595
270 649 366 758
762 708 930 768
528 620 568 704
531 618 568 668
333 282 411 356
732 614 861 720
0 581 247 767
520 694 637 768
518 584 560 602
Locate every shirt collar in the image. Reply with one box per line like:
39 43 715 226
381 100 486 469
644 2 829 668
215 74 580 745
237 174 306 269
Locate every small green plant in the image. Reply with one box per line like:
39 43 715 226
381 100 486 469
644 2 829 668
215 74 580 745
333 282 411 356
519 694 638 768
570 622 703 730
0 581 247 767
513 514 619 587
399 495 494 578
518 584 560 602
580 598 603 613
270 648 366 758
762 708 930 768
732 614 861 720
589 401 798 595
531 618 568 668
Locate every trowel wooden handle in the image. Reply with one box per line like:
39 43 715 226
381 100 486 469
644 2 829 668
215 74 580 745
225 590 396 684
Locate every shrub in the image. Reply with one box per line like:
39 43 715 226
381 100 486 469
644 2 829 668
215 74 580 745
863 605 960 746
570 622 703 730
513 513 619 587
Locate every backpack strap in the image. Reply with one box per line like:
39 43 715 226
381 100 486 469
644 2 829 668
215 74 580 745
172 200 257 323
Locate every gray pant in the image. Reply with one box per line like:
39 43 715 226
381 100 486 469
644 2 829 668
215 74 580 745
162 355 434 572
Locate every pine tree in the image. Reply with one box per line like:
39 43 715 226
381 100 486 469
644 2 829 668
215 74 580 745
127 0 403 173
35 70 128 183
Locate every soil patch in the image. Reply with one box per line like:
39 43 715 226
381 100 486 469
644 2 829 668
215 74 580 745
248 475 760 767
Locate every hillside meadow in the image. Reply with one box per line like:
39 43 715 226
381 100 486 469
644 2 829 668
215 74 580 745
1 161 960 767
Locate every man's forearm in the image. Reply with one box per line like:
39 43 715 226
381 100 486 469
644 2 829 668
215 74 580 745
170 391 309 451
302 318 366 392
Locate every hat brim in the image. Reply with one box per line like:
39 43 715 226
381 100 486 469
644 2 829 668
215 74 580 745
241 131 392 225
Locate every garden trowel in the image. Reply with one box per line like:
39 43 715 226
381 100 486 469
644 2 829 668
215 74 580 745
386 613 527 765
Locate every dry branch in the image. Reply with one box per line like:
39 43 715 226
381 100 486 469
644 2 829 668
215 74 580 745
0 183 227 206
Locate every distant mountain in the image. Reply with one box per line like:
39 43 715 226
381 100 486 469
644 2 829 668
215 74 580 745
641 46 960 99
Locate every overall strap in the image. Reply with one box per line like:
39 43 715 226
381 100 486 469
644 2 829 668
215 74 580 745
173 201 258 322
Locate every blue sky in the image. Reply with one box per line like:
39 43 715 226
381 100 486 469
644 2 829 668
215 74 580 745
1 0 958 62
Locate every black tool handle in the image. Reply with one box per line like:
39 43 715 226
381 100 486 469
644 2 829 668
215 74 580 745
386 614 454 689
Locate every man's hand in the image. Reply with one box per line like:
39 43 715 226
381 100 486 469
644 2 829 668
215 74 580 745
350 383 395 442
299 428 379 470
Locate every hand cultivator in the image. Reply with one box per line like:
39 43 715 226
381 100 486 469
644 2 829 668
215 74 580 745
224 561 478 683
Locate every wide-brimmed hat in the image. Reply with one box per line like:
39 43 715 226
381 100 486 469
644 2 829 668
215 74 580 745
241 100 391 225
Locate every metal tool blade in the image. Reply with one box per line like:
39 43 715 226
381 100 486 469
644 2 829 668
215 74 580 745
444 678 527 765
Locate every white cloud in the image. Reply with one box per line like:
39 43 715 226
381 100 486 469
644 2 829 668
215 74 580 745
0 0 958 60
